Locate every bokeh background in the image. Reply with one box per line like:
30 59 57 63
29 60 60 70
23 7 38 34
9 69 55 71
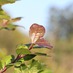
0 0 73 73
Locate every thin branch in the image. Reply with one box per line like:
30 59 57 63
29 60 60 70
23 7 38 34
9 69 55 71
0 66 7 73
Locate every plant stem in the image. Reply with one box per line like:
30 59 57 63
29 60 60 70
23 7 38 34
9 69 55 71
0 66 7 73
0 43 34 73
28 43 34 50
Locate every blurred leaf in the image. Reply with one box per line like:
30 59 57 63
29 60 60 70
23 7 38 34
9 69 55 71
25 43 45 48
0 25 15 31
16 49 31 55
11 17 22 22
0 11 5 15
35 52 50 57
14 59 52 73
13 25 25 29
0 5 2 11
25 43 31 48
14 67 21 73
0 0 16 5
14 61 21 67
16 44 31 55
3 26 16 31
29 59 39 68
0 14 10 20
36 38 53 49
0 24 25 31
4 24 17 30
0 9 10 20
29 23 45 37
14 64 27 73
33 45 44 48
23 52 49 61
28 59 46 73
30 59 42 69
0 9 24 30
29 59 52 73
1 55 15 68
17 58 25 63
20 64 27 70
23 54 36 61
16 44 28 50
0 0 22 31
29 23 45 43
0 61 2 70
25 43 52 49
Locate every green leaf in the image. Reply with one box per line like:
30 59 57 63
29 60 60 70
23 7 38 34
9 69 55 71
3 24 17 31
25 43 45 48
14 62 21 67
20 64 27 70
0 14 10 20
3 27 16 31
29 59 37 68
25 44 49 49
16 44 31 55
16 49 31 55
0 61 2 70
23 52 49 61
11 17 22 22
35 52 50 57
14 67 21 73
1 55 15 68
18 58 25 63
0 5 2 11
0 0 16 5
25 43 31 48
23 54 36 61
29 59 44 69
33 46 44 48
14 64 27 73
33 44 51 49
16 44 28 50
1 24 24 31
17 44 45 50
14 59 52 73
28 59 46 73
0 10 10 20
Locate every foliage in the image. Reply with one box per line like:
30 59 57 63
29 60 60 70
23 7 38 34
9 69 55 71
0 0 24 31
0 0 53 73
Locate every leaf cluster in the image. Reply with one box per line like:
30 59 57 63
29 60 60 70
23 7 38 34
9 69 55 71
0 0 23 30
0 44 52 73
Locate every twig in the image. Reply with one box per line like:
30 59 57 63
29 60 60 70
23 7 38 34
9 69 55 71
0 66 7 73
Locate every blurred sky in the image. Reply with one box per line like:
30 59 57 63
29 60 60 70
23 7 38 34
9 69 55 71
2 0 73 35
